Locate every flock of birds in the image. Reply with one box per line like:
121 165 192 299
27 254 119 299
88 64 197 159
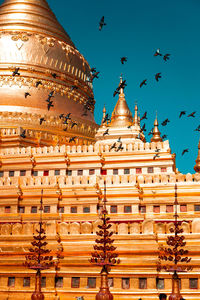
97 16 200 157
12 16 199 160
12 67 97 142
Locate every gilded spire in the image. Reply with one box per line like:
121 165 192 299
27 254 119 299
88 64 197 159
194 139 200 173
110 76 133 127
151 113 163 142
0 0 74 46
101 105 106 126
133 103 139 126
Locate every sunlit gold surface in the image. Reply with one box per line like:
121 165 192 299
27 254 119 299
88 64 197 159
151 115 163 142
110 82 133 127
0 0 96 144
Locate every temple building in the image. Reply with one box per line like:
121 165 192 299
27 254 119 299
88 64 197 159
0 0 199 299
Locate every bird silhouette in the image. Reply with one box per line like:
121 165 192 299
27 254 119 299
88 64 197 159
163 54 170 61
71 122 78 129
90 72 100 82
121 57 127 64
103 129 109 136
69 137 76 143
195 125 200 132
65 113 72 120
20 129 26 138
179 111 186 118
182 149 189 156
155 72 162 82
113 89 120 97
117 137 122 143
154 49 162 56
140 79 147 88
161 119 170 126
36 81 42 88
140 123 146 132
51 73 57 78
127 125 132 129
140 112 147 121
119 80 127 90
110 143 117 151
102 113 110 124
25 92 31 98
59 114 65 119
188 112 196 118
99 16 106 31
12 67 20 76
162 134 167 139
91 67 96 73
116 144 124 152
40 118 46 125
153 153 160 160
47 101 54 111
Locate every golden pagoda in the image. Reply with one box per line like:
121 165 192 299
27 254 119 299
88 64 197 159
0 1 200 300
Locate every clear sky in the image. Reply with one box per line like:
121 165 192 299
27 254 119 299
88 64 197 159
3 0 200 174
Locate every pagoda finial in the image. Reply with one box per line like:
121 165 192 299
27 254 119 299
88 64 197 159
110 77 133 127
101 105 107 126
133 101 139 126
151 113 163 142
194 139 200 173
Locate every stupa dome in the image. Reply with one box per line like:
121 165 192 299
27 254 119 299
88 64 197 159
0 0 98 147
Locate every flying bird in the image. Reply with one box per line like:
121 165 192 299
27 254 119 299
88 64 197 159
69 136 76 143
71 122 78 129
154 49 162 56
40 118 46 125
179 111 186 118
59 114 65 119
140 123 146 132
119 80 127 90
36 81 42 88
12 67 20 76
121 57 127 64
99 16 106 31
195 125 200 132
103 129 109 136
140 112 147 121
188 112 196 118
116 144 124 152
47 101 54 111
51 73 57 78
163 54 170 61
110 142 117 151
153 153 160 160
161 119 170 126
155 72 162 82
182 149 189 156
162 134 167 139
20 129 26 138
117 137 122 143
91 68 96 73
140 79 147 88
24 92 31 98
113 90 120 97
102 113 110 124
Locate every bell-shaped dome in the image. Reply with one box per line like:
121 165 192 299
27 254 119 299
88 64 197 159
0 0 98 147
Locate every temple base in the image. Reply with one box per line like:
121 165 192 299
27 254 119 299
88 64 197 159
96 273 113 300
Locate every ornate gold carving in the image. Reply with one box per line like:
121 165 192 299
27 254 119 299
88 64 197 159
37 35 56 54
10 31 32 42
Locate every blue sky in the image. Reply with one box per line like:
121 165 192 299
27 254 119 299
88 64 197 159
2 0 200 174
